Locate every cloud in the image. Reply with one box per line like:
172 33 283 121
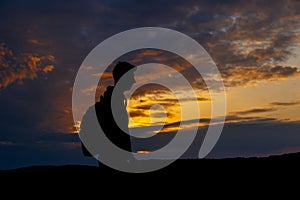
222 65 299 87
0 43 55 90
269 101 300 106
229 101 300 118
129 109 148 118
167 0 300 87
132 102 178 111
151 97 210 103
27 39 45 46
92 1 300 89
128 83 174 100
0 141 15 146
2 1 300 90
230 108 277 115
225 115 277 124
42 65 54 73
1 0 300 168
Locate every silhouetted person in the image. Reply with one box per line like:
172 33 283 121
80 61 136 173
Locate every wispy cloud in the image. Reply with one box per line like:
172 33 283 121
269 101 300 106
229 100 300 118
225 115 278 124
230 108 277 115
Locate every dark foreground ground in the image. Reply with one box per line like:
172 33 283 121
1 152 300 179
1 153 299 196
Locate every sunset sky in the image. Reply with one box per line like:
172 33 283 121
1 0 300 169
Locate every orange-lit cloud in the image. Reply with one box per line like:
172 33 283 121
0 141 14 146
0 43 55 90
42 65 55 73
27 39 45 46
222 65 300 87
86 43 300 133
127 83 183 127
130 97 300 135
137 150 151 154
166 1 300 87
112 43 300 92
7 0 299 137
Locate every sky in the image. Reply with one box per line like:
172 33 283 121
0 0 300 169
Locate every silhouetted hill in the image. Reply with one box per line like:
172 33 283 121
1 152 300 180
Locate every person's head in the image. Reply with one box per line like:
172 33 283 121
112 61 136 91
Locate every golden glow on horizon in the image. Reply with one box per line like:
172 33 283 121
71 51 300 135
73 120 81 134
126 75 300 135
226 76 300 121
70 76 300 136
137 150 151 154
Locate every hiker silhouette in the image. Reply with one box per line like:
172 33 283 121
80 61 136 171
